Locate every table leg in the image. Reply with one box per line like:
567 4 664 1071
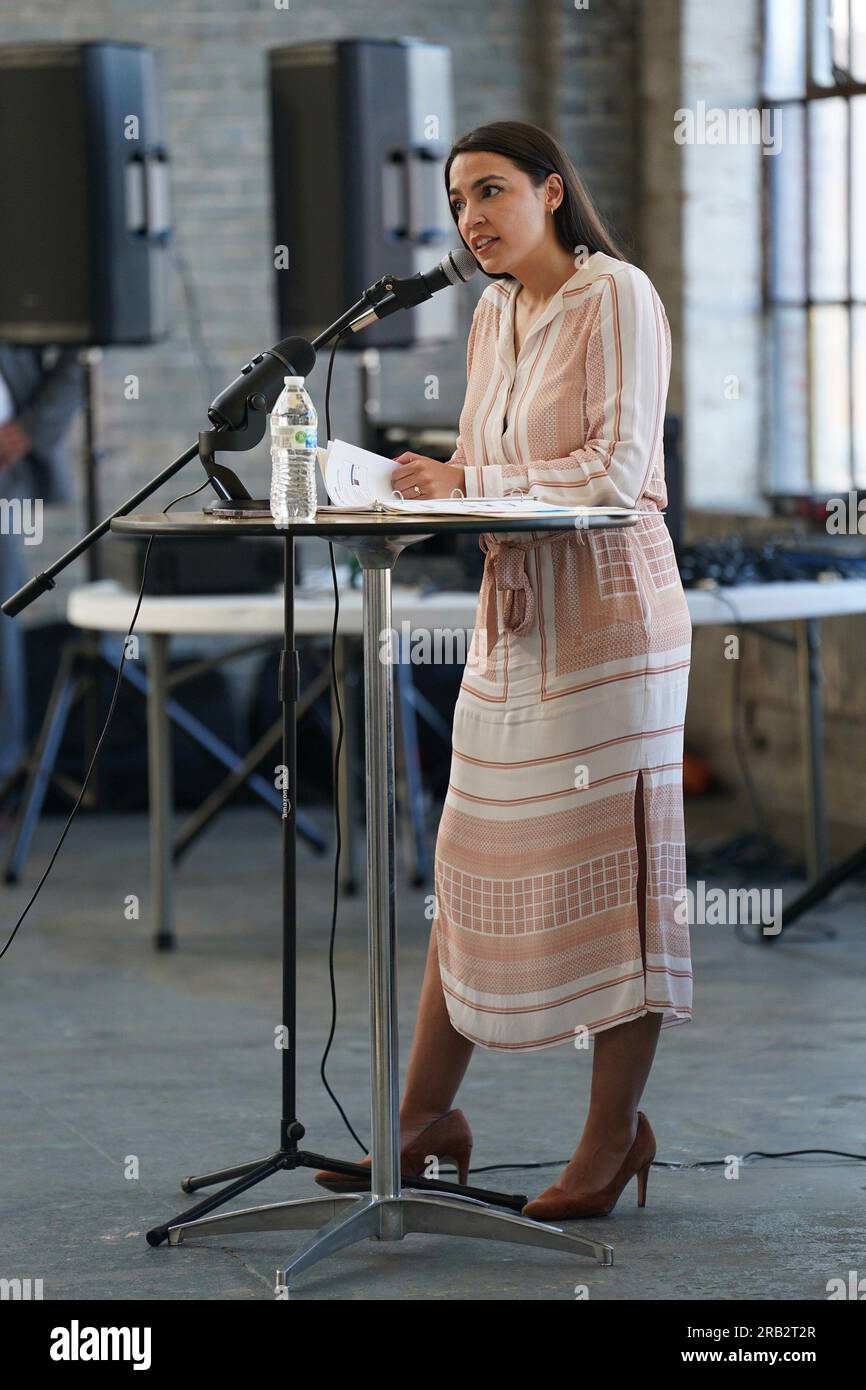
362 566 401 1204
796 618 826 879
147 634 175 950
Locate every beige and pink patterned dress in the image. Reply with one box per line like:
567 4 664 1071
433 251 693 1051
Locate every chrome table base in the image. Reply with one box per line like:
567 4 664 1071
167 1190 612 1288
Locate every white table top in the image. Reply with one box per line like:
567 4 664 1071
67 579 479 636
67 576 866 637
683 577 866 624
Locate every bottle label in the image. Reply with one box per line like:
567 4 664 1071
292 428 317 448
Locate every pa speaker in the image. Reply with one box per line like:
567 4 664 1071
269 37 457 350
0 41 172 346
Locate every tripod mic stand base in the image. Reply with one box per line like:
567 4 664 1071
145 1143 531 1248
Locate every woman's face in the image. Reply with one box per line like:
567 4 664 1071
447 151 562 275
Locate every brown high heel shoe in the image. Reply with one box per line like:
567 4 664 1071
314 1109 473 1193
521 1111 656 1222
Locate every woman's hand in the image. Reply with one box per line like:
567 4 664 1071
390 452 466 500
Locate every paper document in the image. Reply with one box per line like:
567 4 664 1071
316 438 640 519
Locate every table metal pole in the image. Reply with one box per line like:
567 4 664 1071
281 535 300 1147
362 565 401 1214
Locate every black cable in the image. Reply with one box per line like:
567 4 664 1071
467 1145 866 1177
0 474 214 961
316 330 367 1153
168 242 221 406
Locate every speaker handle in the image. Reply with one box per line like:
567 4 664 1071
382 148 408 240
124 154 147 236
405 143 447 246
144 146 172 242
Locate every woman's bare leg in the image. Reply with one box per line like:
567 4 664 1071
318 928 472 1176
398 927 475 1137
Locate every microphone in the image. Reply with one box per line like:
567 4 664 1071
197 334 317 500
206 335 317 432
409 245 479 297
344 247 479 332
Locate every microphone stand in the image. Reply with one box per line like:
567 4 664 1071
2 271 530 1248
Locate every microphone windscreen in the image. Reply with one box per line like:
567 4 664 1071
273 336 317 377
442 247 479 284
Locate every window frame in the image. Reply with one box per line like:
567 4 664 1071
761 0 866 498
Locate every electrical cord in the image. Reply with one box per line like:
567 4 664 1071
465 1144 866 1178
168 241 221 406
317 329 367 1153
0 475 214 961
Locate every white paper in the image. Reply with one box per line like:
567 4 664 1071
319 439 399 508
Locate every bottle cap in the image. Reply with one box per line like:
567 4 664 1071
284 375 305 385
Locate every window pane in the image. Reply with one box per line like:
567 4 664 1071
769 308 809 491
811 0 837 86
769 104 806 299
854 306 866 484
810 305 851 489
809 97 848 300
854 0 866 80
853 96 866 299
833 0 852 71
764 0 806 97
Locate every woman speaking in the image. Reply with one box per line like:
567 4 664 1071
316 121 693 1223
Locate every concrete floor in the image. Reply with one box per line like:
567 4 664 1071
1 800 864 1301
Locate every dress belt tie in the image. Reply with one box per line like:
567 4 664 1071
477 528 582 660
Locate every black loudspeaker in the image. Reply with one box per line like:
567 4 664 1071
269 37 457 350
0 41 171 346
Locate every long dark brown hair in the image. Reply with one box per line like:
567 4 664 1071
444 120 628 280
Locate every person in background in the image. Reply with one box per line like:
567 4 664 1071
0 344 84 788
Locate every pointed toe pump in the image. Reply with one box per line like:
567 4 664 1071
314 1108 473 1193
521 1111 657 1222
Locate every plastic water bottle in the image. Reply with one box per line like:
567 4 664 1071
269 376 318 524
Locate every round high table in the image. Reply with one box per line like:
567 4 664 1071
110 508 639 1290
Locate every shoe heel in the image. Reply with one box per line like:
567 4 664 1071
636 1159 651 1208
456 1150 471 1185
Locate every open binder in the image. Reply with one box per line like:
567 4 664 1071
317 439 640 522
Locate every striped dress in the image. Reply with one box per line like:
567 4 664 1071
432 251 693 1051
